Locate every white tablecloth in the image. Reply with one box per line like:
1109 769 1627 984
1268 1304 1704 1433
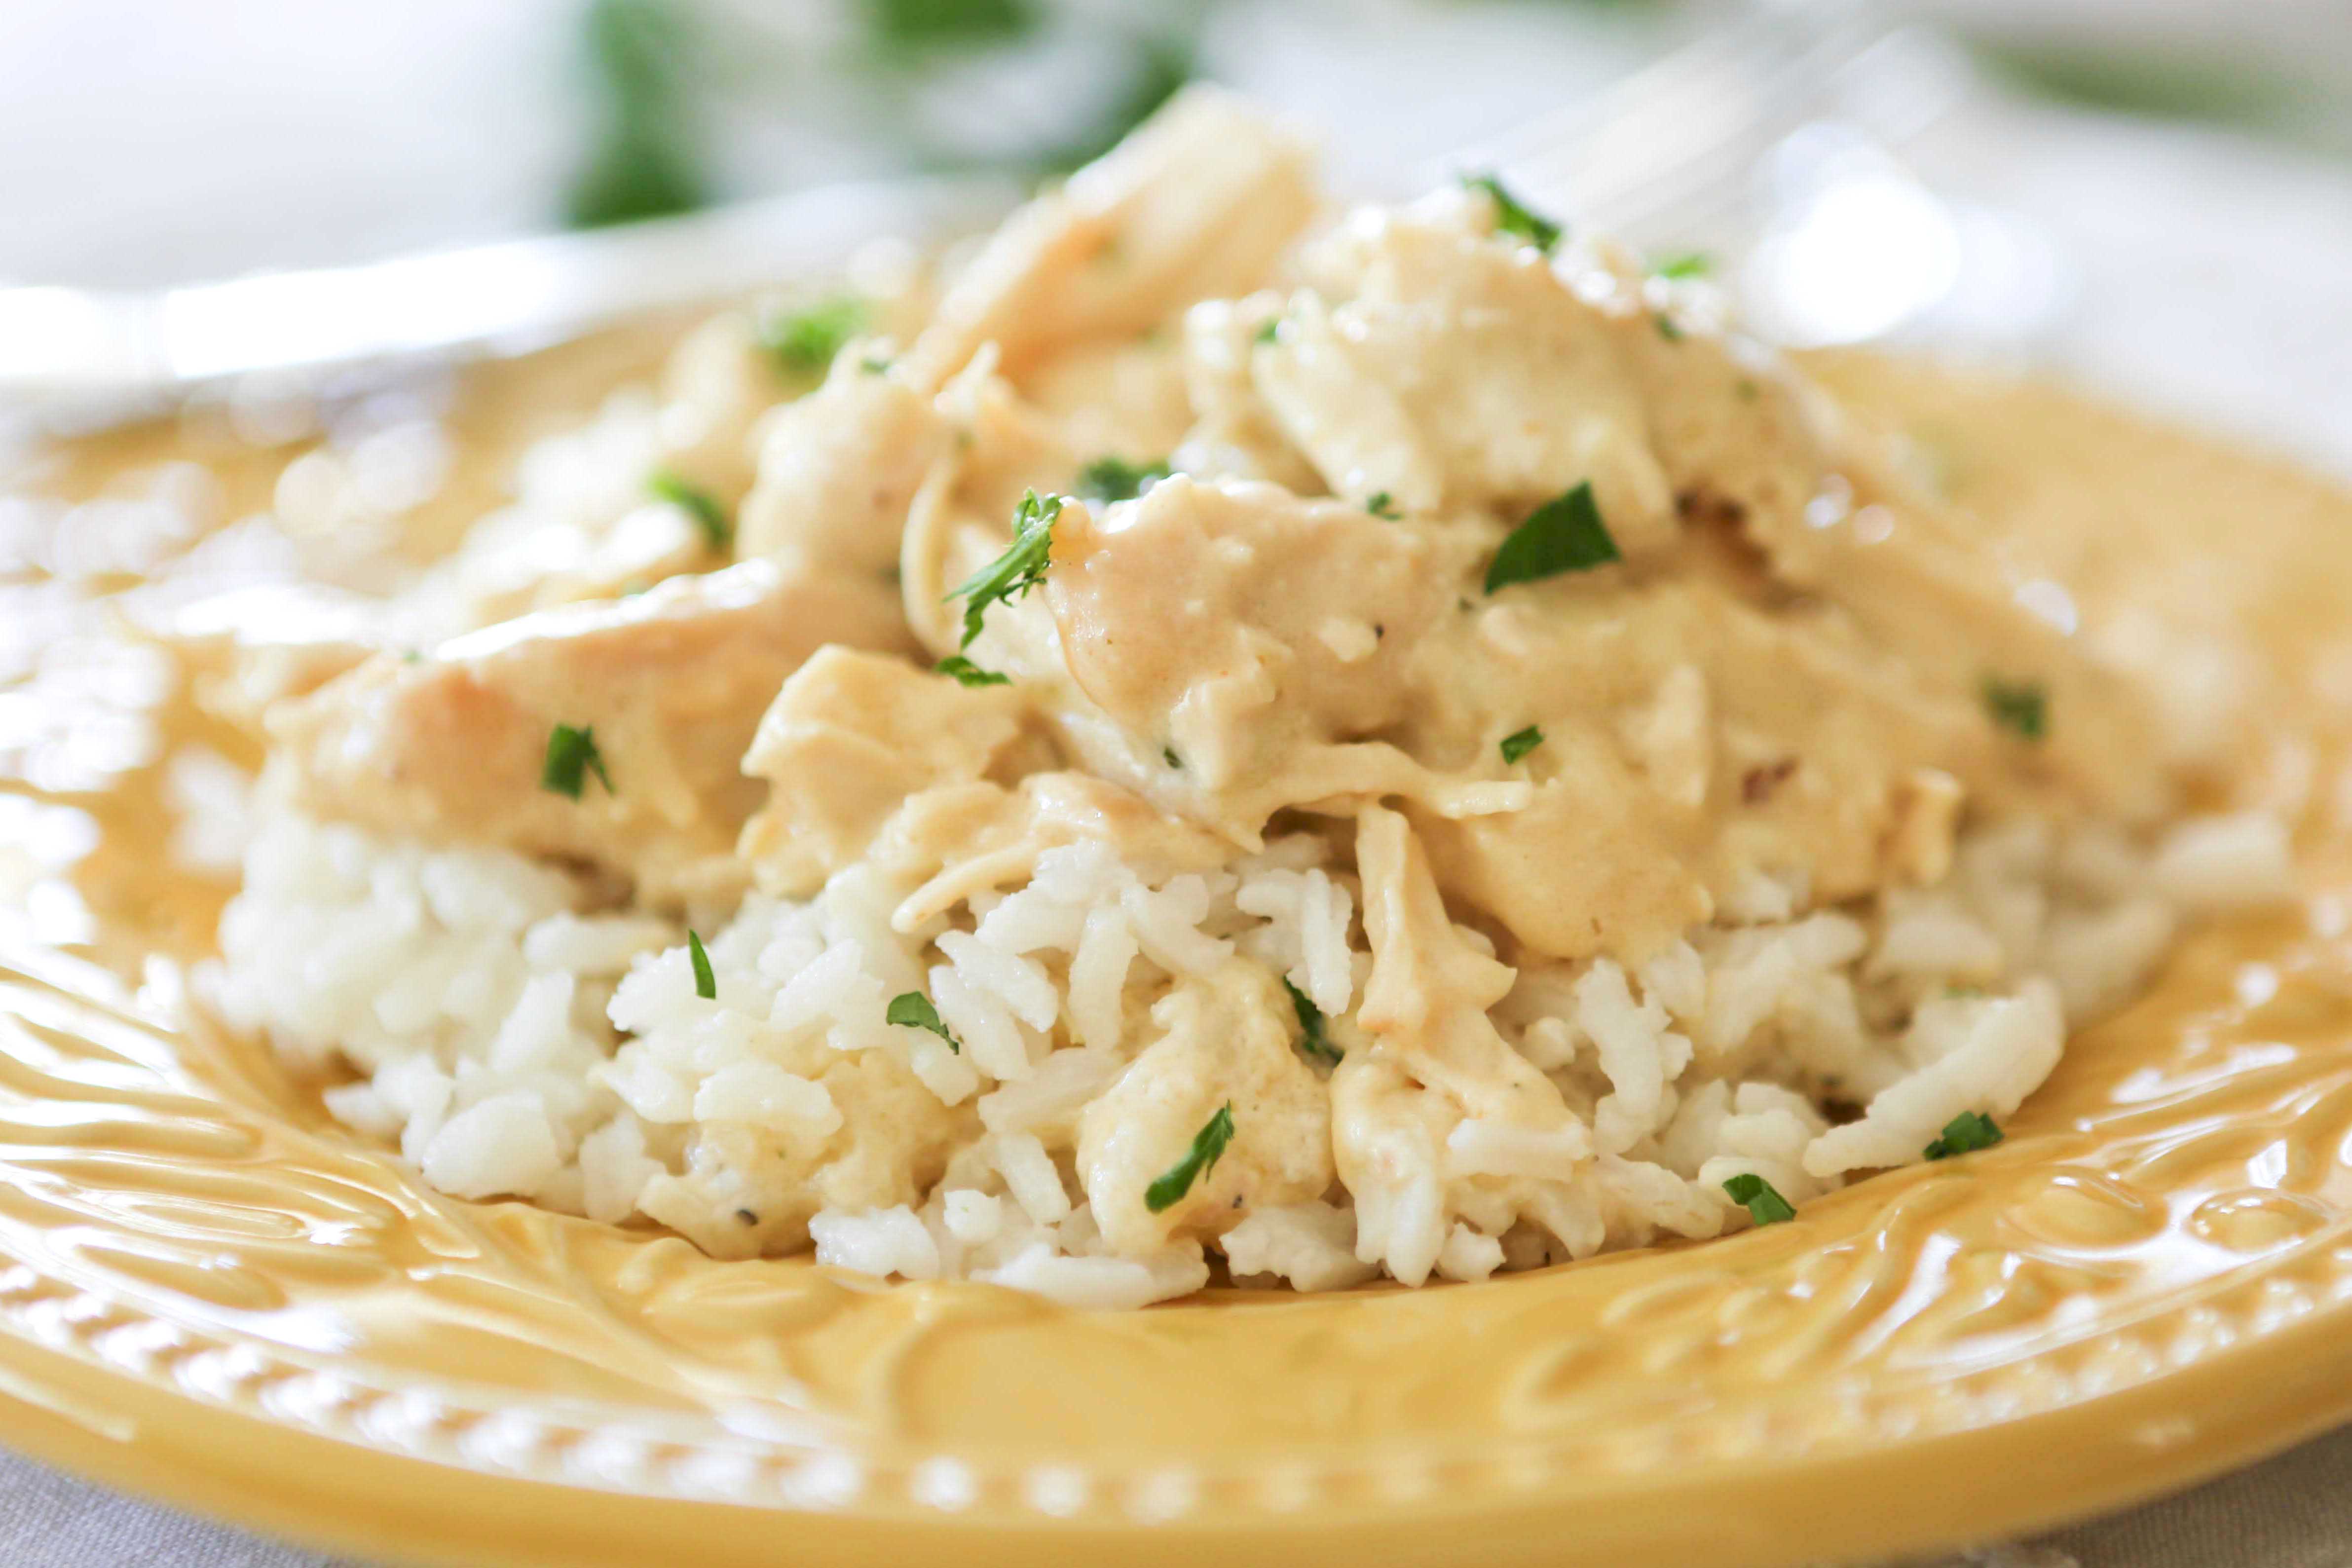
3 1423 2349 1566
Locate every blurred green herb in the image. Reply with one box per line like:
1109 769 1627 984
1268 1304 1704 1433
760 296 866 378
866 0 1034 57
1076 456 1171 503
1973 39 2305 130
567 0 710 228
647 468 730 551
1462 172 1563 252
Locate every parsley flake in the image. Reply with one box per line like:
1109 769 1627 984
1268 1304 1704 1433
1923 1111 2005 1160
1163 746 1183 769
1653 312 1685 342
1075 455 1170 503
1253 317 1280 345
1145 1104 1235 1213
1723 1173 1797 1226
935 655 1010 688
1462 172 1563 253
1982 677 2050 742
760 296 864 377
1654 251 1713 279
1366 490 1401 520
687 930 716 1000
647 469 730 552
1284 980 1341 1067
946 489 1063 649
541 724 612 799
1500 725 1544 764
887 991 960 1053
1484 481 1619 593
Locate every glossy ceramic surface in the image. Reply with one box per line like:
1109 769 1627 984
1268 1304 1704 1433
2 352 2350 1568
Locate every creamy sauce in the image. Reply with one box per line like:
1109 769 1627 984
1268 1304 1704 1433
7 95 2350 1298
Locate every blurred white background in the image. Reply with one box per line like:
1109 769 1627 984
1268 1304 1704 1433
1 0 2348 474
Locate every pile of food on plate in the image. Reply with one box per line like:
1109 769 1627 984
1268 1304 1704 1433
186 89 2294 1309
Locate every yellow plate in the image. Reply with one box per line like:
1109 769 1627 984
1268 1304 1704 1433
4 348 2351 1568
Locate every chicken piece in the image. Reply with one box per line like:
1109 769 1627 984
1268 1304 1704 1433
635 1047 973 1260
877 772 1235 932
1353 806 1585 1131
737 648 1034 897
270 558 913 905
1328 1053 1458 1287
735 358 956 573
165 581 389 731
1077 959 1334 1255
1021 333 1198 472
652 309 789 513
992 476 1484 842
1170 293 1324 491
904 87 1316 390
1255 196 1677 548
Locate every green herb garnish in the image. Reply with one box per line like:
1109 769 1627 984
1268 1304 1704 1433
1144 1103 1235 1213
1499 725 1544 764
1253 317 1280 345
647 469 730 552
946 489 1063 648
1283 980 1340 1067
887 991 961 1053
1462 173 1562 253
1653 313 1685 342
1484 481 1619 593
1075 456 1170 503
1982 678 2049 742
859 353 892 375
1163 747 1182 769
1923 1111 2004 1160
1366 490 1401 520
1654 252 1713 279
687 930 716 1000
541 724 612 799
761 296 864 378
1723 1173 1796 1226
935 655 1011 688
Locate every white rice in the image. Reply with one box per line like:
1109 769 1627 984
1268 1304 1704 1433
200 798 2296 1309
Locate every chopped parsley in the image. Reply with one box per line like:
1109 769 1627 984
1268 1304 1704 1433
946 489 1063 648
859 353 892 375
886 991 961 1053
1253 317 1280 345
1499 725 1545 764
1163 746 1183 769
1653 312 1685 342
1484 481 1619 593
760 296 864 377
1284 980 1341 1067
1075 455 1170 503
935 655 1010 688
646 468 730 552
1366 490 1401 520
1982 677 2050 742
1734 377 1760 402
1654 251 1714 279
540 724 612 799
1462 172 1562 253
1723 1172 1797 1226
1923 1111 2005 1160
687 930 716 1000
1144 1103 1235 1213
